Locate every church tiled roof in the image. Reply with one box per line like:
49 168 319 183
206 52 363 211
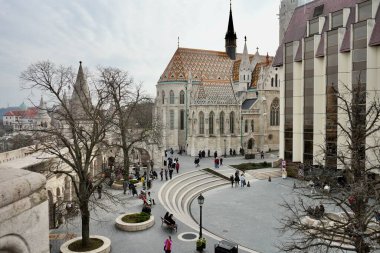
250 58 273 89
193 81 237 105
160 47 252 83
160 48 234 82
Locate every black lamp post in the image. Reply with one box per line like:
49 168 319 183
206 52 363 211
197 193 205 239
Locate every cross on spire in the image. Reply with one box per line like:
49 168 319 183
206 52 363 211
178 36 180 48
256 47 259 53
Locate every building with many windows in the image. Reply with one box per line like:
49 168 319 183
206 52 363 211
273 0 380 166
154 4 280 156
3 98 51 131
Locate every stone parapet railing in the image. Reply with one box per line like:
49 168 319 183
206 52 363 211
0 165 49 253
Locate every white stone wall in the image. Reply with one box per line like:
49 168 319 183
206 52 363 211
0 167 49 253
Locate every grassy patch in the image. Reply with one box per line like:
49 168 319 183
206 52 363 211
68 238 104 252
121 212 150 223
231 162 272 172
203 168 229 180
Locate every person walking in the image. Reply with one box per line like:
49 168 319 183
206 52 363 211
194 157 199 167
160 168 164 181
240 173 246 187
220 157 223 166
229 175 234 188
215 158 219 168
165 168 168 181
96 184 102 199
234 172 240 188
164 235 172 253
123 179 128 195
169 167 174 180
175 162 180 174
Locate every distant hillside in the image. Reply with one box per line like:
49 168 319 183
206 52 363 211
0 107 20 118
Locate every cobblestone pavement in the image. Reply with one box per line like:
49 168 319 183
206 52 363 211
50 153 296 253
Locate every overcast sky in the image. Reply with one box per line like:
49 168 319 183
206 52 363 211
0 0 280 108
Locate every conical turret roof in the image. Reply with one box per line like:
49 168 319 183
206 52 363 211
70 61 92 115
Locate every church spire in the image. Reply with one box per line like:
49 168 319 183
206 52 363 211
240 36 250 67
225 0 237 60
70 61 92 116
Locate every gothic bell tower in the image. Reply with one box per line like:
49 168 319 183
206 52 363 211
225 1 237 60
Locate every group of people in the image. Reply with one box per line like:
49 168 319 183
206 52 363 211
306 204 325 219
230 170 248 187
140 190 155 214
163 212 176 226
160 155 181 181
214 157 223 168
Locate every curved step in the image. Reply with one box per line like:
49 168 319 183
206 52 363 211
171 177 221 219
162 173 212 215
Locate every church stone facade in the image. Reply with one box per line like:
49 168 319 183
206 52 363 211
154 4 280 156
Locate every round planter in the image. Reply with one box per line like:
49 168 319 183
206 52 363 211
115 213 155 232
60 235 111 253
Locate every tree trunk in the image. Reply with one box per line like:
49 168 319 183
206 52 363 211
79 182 90 248
123 147 130 179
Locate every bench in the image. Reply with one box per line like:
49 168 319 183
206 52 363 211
160 217 177 232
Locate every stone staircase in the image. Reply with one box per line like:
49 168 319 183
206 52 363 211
158 169 259 253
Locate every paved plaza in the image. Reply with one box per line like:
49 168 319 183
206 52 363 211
50 153 303 253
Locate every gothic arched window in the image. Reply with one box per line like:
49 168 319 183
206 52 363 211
199 112 204 134
220 111 225 135
169 90 175 104
244 120 248 133
270 98 280 126
179 90 185 104
180 109 185 130
209 111 214 135
229 111 235 134
251 120 254 132
170 110 174 130
271 78 274 87
275 74 278 87
162 91 165 104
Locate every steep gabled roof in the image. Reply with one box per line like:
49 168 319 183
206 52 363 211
242 98 257 110
160 47 256 83
193 81 238 105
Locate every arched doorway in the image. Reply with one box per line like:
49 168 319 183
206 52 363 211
248 138 255 150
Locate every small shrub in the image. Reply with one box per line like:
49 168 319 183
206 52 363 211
122 212 150 223
68 238 104 251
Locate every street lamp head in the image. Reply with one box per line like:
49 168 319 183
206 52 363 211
197 193 205 206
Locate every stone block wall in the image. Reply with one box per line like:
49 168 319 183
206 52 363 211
0 167 49 253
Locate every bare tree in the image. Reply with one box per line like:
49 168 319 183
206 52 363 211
21 61 113 248
279 82 380 253
98 67 159 178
